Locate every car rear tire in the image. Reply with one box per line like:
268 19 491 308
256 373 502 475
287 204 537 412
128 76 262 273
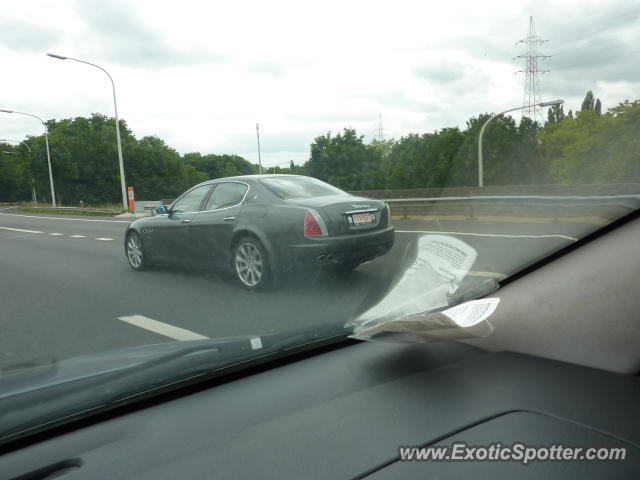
125 231 149 271
232 237 271 290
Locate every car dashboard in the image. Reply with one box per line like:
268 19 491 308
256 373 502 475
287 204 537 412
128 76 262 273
2 217 639 479
1 343 639 479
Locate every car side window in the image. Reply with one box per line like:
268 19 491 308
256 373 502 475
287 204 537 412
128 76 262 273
204 183 248 211
171 185 211 214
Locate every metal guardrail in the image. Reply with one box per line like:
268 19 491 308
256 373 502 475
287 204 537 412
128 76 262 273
31 193 632 219
383 194 640 220
351 183 640 199
18 206 124 214
144 205 157 216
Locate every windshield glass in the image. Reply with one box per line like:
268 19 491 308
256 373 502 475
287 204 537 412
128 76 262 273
0 0 638 446
261 176 346 199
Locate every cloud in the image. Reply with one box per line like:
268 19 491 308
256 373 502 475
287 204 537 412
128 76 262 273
440 38 516 63
413 61 467 84
70 0 226 69
248 61 285 78
1 0 638 161
411 60 493 95
0 18 62 53
539 31 640 108
287 110 374 123
216 129 314 155
536 0 640 43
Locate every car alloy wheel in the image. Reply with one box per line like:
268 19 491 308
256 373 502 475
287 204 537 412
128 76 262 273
233 238 272 289
235 241 264 287
126 232 146 271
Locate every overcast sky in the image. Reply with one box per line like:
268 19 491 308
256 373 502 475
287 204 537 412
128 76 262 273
1 0 638 167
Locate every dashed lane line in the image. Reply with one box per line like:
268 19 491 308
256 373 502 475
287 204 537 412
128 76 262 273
2 228 115 241
118 315 209 341
0 227 43 234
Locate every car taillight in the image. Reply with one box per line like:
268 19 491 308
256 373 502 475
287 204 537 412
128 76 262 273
304 209 328 237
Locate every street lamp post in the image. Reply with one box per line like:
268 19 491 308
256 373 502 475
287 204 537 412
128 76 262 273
0 139 31 152
477 99 564 187
256 123 263 175
0 109 56 206
47 53 128 210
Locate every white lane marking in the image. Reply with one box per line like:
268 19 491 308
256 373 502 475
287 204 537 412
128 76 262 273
0 212 131 223
2 228 116 241
0 226 43 234
118 315 209 341
396 230 578 241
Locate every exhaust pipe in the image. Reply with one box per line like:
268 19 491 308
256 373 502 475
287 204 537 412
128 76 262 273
316 254 337 264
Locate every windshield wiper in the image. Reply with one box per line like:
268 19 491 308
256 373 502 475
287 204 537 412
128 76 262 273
0 323 350 447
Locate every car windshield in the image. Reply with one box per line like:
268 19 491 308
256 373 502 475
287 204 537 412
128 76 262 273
261 176 346 199
0 0 639 447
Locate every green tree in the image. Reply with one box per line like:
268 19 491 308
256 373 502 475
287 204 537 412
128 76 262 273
581 90 596 111
449 114 517 186
384 129 463 189
539 100 640 184
547 107 556 125
185 153 257 180
595 98 602 116
307 128 383 190
0 143 32 202
12 114 212 204
546 103 565 126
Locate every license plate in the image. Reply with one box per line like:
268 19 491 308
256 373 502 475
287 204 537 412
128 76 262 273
352 212 375 225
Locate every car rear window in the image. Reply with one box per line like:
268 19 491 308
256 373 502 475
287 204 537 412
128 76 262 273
261 176 346 199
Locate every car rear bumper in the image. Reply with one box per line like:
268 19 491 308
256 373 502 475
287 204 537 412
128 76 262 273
285 226 394 271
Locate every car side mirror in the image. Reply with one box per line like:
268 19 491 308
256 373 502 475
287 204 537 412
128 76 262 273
156 205 170 215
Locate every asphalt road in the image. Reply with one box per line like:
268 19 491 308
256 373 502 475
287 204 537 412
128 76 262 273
0 206 601 369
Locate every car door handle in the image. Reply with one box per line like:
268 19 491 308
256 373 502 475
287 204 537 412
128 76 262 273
223 216 236 222
181 219 192 224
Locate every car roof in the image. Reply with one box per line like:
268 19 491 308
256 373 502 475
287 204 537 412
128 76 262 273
196 174 304 187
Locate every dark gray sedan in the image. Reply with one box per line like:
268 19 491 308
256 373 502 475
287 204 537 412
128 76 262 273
124 175 394 289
